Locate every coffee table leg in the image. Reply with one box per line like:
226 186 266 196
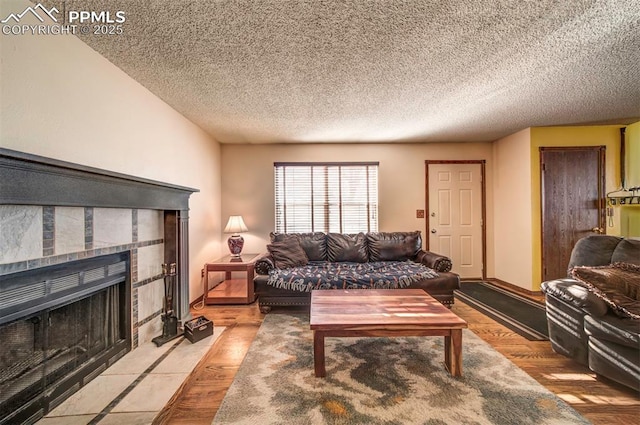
444 330 463 377
313 330 326 377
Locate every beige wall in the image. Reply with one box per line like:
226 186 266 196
492 129 533 290
0 0 223 302
221 142 496 277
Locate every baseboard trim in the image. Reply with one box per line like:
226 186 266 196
190 294 204 308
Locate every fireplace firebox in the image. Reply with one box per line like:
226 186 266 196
0 253 131 425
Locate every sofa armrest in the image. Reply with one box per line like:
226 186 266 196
413 250 452 272
254 252 276 275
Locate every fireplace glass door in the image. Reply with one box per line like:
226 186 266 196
0 253 131 425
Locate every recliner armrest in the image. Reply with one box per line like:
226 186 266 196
413 250 452 272
541 278 609 317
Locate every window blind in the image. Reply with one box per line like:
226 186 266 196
274 162 379 234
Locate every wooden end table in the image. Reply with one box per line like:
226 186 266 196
203 253 260 304
310 289 468 378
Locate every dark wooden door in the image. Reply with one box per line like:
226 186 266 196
540 147 605 281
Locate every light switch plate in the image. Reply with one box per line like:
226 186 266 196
416 209 425 218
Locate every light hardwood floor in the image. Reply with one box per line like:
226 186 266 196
156 296 639 425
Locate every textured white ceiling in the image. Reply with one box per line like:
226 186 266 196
48 0 640 143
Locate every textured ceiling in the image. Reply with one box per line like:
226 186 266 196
46 0 640 143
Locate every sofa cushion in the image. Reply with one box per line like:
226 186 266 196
367 231 422 262
270 232 327 261
265 261 438 292
327 233 368 262
267 239 309 269
611 238 640 265
571 263 640 319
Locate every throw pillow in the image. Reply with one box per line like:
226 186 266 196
267 239 309 269
270 232 327 261
571 262 640 319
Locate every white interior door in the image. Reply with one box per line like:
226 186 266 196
428 163 483 279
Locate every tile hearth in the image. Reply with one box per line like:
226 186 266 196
36 327 224 425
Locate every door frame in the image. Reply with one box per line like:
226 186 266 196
425 160 487 280
539 146 606 281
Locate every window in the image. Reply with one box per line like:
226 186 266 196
275 162 378 233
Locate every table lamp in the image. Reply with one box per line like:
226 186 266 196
224 215 248 257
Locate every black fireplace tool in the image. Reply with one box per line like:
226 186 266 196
152 263 183 346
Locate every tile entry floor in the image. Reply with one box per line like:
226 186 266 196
37 327 225 425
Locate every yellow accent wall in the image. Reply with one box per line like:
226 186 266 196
621 121 640 237
529 126 625 290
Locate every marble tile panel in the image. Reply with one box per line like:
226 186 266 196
46 374 137 416
54 207 85 255
36 414 96 425
39 328 224 424
99 412 158 425
93 208 132 248
103 341 173 376
137 278 164 321
0 205 42 264
136 244 164 282
110 373 189 413
153 327 224 374
137 209 163 242
137 315 163 345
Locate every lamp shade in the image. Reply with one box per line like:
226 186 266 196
224 215 248 234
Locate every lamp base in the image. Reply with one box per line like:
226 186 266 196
227 234 244 257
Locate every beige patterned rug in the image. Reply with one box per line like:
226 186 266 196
213 313 590 425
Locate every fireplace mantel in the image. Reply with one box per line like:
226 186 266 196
0 147 199 326
0 148 197 209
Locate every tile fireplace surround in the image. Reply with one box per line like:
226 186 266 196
1 205 166 345
0 148 198 422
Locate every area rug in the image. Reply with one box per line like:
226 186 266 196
212 314 588 425
455 282 549 341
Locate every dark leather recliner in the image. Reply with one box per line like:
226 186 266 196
541 235 640 391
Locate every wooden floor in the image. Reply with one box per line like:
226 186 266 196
156 294 639 425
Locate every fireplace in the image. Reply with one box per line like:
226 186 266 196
0 253 131 424
0 148 198 424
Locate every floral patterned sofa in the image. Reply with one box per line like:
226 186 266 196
253 231 460 313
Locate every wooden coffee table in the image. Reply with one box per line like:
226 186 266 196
310 289 468 378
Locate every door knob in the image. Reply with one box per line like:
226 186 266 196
431 229 437 234
591 227 604 234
